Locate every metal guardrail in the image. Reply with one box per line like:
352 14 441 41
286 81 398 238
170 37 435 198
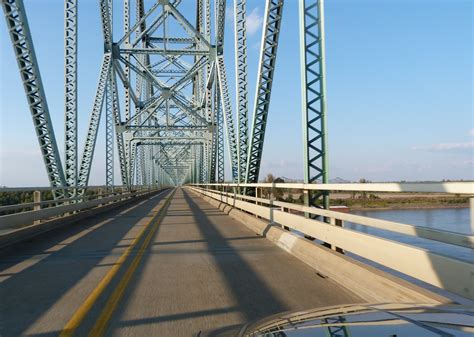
194 187 473 249
189 183 474 301
193 182 474 194
0 187 162 231
0 185 160 214
0 185 145 192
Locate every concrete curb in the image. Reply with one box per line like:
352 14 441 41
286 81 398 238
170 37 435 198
188 187 451 304
0 190 166 249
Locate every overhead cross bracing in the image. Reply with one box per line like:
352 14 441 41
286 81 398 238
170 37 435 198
2 0 328 200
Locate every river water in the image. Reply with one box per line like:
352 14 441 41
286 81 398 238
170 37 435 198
345 207 473 263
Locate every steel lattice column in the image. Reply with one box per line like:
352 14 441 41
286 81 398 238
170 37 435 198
78 0 113 188
215 0 226 51
123 0 131 121
217 90 225 183
2 0 67 197
78 53 112 187
110 68 129 187
245 0 284 184
64 0 78 190
234 0 248 183
209 96 217 183
105 78 114 190
105 0 114 190
300 0 329 210
217 56 239 181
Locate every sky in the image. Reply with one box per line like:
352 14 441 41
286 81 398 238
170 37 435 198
0 0 473 187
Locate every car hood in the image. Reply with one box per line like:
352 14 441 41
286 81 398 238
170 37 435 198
197 303 474 337
236 303 474 337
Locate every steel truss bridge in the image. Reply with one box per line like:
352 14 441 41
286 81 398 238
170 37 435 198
2 0 328 207
1 1 474 336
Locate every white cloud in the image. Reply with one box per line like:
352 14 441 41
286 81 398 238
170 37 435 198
412 141 474 152
469 129 474 136
246 7 264 36
225 6 264 36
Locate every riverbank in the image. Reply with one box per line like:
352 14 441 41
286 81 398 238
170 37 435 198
330 196 469 211
347 203 469 211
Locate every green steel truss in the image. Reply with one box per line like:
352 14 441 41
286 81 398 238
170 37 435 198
245 0 284 184
2 0 329 192
300 0 329 209
2 0 67 197
234 0 248 183
64 0 78 190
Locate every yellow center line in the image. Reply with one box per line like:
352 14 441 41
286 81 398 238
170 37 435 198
59 189 173 337
87 189 175 337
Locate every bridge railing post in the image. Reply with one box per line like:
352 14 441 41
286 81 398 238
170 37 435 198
33 190 41 225
470 197 474 235
98 188 104 206
255 186 261 219
269 182 276 224
302 188 309 218
334 218 344 254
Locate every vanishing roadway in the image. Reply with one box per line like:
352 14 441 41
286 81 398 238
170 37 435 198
0 188 361 337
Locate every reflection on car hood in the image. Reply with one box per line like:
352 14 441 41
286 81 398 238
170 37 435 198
237 303 474 337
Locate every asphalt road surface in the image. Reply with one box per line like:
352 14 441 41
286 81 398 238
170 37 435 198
0 188 361 337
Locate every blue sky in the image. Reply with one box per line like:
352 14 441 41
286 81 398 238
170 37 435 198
0 0 472 186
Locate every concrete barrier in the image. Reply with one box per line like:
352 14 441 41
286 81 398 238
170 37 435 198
0 189 167 249
187 187 451 304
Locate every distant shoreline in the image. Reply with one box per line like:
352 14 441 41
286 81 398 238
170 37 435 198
349 204 469 212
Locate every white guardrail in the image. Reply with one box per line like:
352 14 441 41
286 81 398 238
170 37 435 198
0 186 162 230
189 182 474 301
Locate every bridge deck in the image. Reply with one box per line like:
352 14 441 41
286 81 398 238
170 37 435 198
0 188 361 337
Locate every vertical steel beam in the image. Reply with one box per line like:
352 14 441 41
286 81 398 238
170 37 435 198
123 0 131 121
136 145 143 185
217 89 225 183
133 141 138 186
64 0 78 190
234 0 248 183
215 0 226 51
204 0 212 120
299 0 329 209
122 0 131 187
105 0 113 191
202 0 213 182
105 79 114 190
135 0 145 187
110 68 129 187
199 145 204 183
128 139 136 186
210 126 217 182
100 0 113 47
77 0 113 188
196 0 205 105
78 53 112 187
245 0 284 184
209 72 218 183
215 1 227 193
2 0 67 195
216 55 239 181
